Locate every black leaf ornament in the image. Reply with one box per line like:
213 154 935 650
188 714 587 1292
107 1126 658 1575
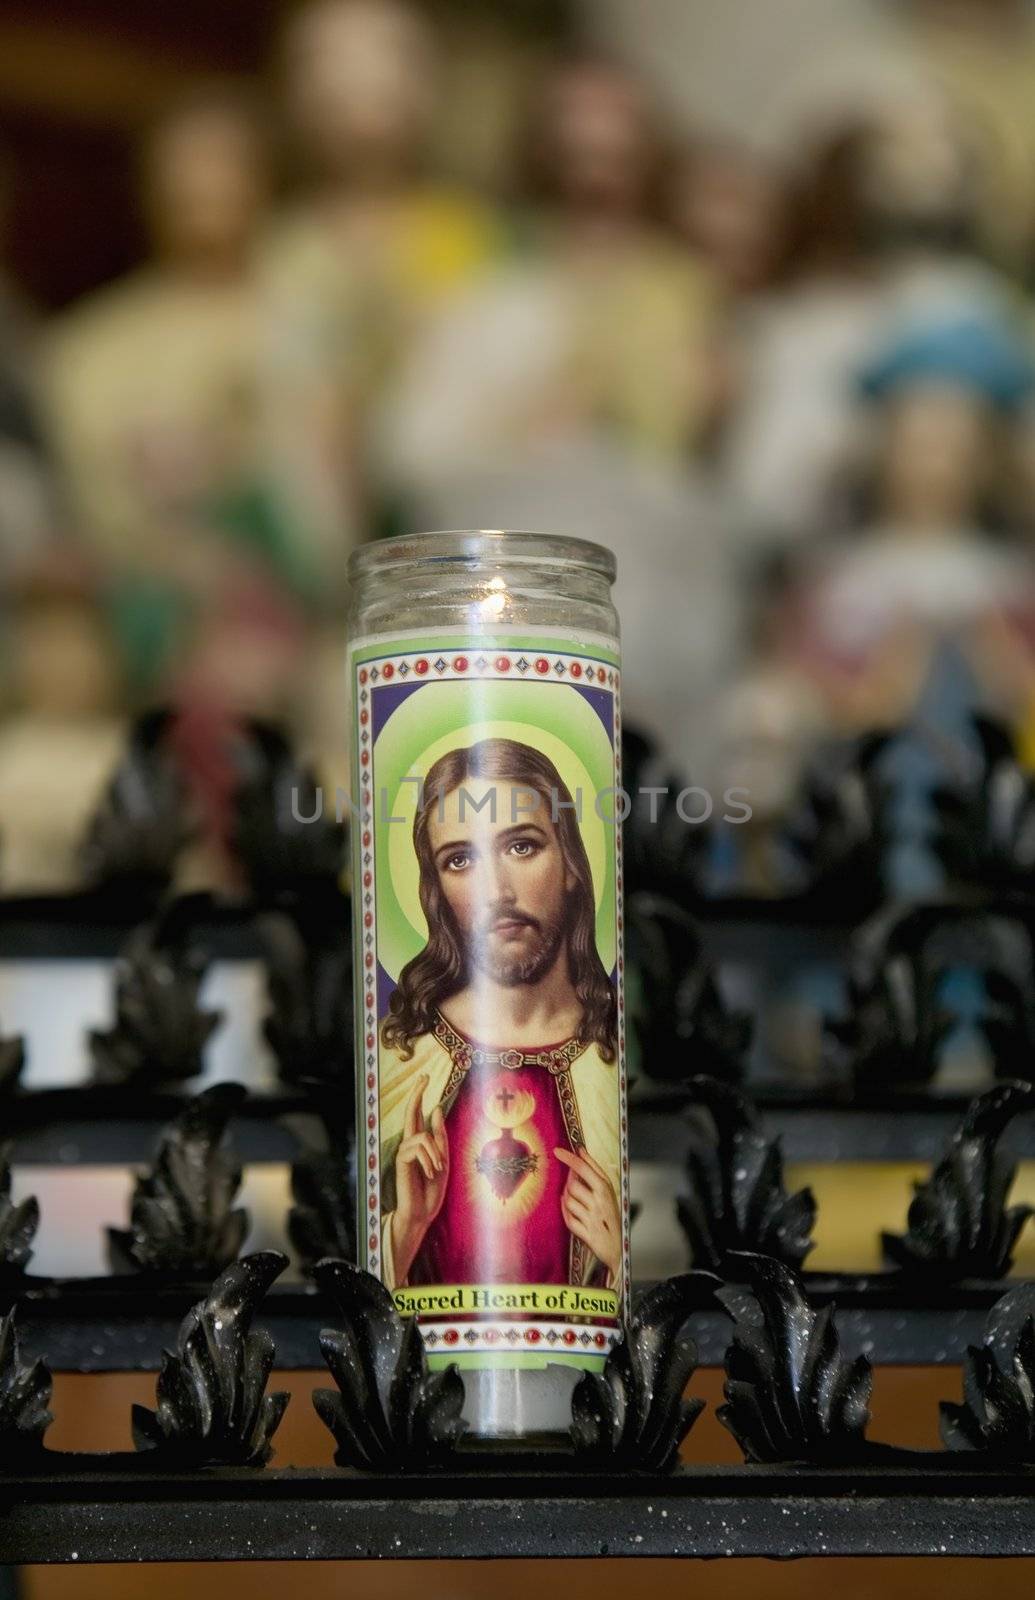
312 1258 466 1471
621 730 707 902
676 1076 815 1271
0 1145 38 1274
0 1308 52 1455
78 709 191 894
89 923 222 1087
260 912 353 1092
569 1273 716 1471
932 716 1035 889
630 900 751 1083
230 723 346 896
882 1081 1035 1281
107 1084 249 1276
780 732 890 898
716 1253 872 1463
132 1252 289 1466
941 1282 1035 1458
826 949 955 1087
288 1148 353 1274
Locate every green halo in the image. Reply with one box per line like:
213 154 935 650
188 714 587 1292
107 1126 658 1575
370 678 617 983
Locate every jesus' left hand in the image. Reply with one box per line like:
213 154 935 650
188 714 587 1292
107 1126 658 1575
554 1145 622 1284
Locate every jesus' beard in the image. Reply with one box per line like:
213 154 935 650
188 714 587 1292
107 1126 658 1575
468 906 567 987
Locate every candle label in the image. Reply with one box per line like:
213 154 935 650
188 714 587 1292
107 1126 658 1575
351 632 628 1371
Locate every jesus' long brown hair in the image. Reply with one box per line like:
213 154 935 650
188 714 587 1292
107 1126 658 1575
381 738 617 1061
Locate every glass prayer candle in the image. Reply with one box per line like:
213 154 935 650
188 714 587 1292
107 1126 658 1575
347 530 628 1440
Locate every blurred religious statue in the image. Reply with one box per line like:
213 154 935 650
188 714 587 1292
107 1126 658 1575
781 309 1035 736
703 309 1035 897
669 137 789 303
0 554 124 892
377 55 719 498
41 89 315 696
264 0 507 538
718 102 1017 553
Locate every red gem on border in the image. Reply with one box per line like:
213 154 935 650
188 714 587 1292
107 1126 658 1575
534 657 550 675
562 1329 577 1345
483 1328 499 1345
360 750 369 767
524 1328 542 1345
364 912 372 928
570 662 582 678
359 669 368 685
453 655 468 672
443 1329 460 1346
368 1154 376 1169
362 831 371 847
593 1333 607 1348
363 872 372 888
382 663 394 680
367 1074 375 1089
415 658 429 674
494 655 511 672
597 667 607 682
368 1194 377 1210
359 708 368 725
368 1234 377 1250
364 953 373 969
367 1115 375 1129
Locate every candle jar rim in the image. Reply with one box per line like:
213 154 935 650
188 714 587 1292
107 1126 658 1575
347 529 617 583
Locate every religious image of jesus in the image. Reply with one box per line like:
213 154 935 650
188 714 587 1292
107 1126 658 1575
377 736 623 1295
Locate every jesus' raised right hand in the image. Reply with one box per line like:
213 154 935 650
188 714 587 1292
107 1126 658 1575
390 1073 450 1284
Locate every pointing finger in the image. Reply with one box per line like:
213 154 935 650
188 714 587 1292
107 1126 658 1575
404 1075 428 1138
403 1131 445 1177
429 1103 449 1165
399 1134 436 1181
554 1147 602 1190
576 1146 609 1182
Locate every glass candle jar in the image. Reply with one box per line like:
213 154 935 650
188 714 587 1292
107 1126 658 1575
347 530 628 1440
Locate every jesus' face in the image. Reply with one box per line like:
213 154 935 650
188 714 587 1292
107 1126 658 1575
427 778 575 987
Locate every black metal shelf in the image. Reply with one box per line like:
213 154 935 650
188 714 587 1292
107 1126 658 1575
0 891 265 960
3 1088 321 1165
629 1090 1030 1163
0 1274 1014 1371
0 1083 1019 1166
9 1090 991 1166
0 1461 1030 1562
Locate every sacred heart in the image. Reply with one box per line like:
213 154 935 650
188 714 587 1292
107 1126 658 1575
475 1127 538 1201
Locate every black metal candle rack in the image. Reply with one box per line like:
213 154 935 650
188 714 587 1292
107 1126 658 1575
3 714 1035 1562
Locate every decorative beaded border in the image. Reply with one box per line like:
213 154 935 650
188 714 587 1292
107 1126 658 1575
357 649 619 689
422 1322 621 1355
353 639 630 1334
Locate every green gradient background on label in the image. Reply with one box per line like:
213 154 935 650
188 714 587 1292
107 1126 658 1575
368 672 618 984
